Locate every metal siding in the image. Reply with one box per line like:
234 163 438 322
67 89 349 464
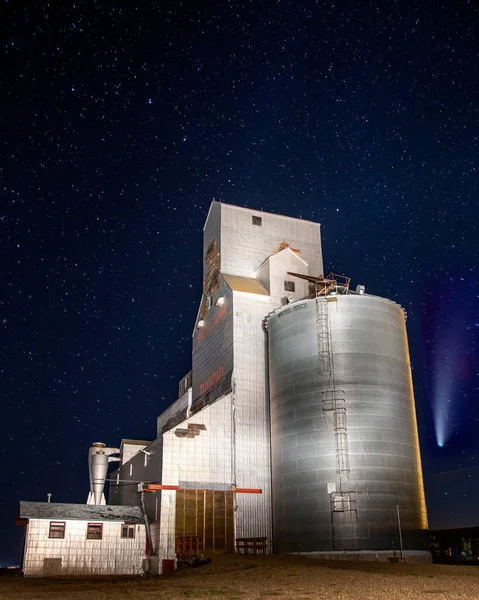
219 202 323 279
203 202 222 283
266 249 310 301
158 395 234 560
23 519 146 576
109 437 164 520
121 442 150 465
152 203 325 561
232 291 277 549
191 280 234 408
158 292 278 558
157 391 190 437
267 295 428 553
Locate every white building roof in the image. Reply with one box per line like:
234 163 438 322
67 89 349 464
19 501 144 523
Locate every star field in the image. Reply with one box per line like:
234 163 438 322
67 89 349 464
1 1 479 562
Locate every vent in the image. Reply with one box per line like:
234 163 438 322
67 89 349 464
252 215 262 226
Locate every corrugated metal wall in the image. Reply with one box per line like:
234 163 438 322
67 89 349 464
23 519 146 576
219 202 323 279
267 295 428 553
158 395 234 560
232 291 277 546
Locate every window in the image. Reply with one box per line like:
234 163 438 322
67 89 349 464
121 524 136 539
87 523 103 540
49 521 65 539
284 280 295 292
129 463 133 477
252 215 262 226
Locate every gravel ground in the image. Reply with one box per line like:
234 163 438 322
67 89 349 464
1 554 478 600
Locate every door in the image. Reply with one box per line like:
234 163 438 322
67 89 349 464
43 557 62 575
175 490 234 554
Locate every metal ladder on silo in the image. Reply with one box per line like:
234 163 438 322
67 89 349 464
316 298 351 473
316 298 333 381
322 389 350 476
316 298 356 519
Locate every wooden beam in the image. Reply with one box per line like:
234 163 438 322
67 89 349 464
143 484 262 494
144 484 180 491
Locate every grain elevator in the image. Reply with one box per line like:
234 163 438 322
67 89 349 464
106 201 429 566
19 202 430 576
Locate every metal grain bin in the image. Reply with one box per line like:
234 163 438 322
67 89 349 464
266 294 428 553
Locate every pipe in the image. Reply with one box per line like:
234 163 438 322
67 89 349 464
396 499 404 560
140 484 154 557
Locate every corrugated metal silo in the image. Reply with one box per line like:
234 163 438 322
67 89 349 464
266 294 428 553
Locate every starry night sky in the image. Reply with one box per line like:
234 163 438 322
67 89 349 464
2 2 478 564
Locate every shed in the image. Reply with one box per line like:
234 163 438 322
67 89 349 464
18 502 147 576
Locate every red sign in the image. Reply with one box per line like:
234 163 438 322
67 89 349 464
199 365 225 396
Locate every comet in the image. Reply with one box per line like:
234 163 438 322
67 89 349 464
431 336 459 448
430 288 472 448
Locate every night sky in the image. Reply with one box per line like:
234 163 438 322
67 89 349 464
2 2 479 564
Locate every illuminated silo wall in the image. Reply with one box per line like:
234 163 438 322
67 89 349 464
266 294 428 553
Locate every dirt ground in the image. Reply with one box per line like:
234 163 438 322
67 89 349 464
1 554 479 600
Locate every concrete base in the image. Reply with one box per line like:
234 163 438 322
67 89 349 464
292 550 432 564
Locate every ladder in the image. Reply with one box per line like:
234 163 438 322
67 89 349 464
316 298 355 498
316 298 351 477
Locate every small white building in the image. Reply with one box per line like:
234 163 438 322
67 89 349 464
18 502 146 576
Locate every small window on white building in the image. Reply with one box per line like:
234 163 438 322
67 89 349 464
252 215 262 226
284 280 295 292
121 524 136 539
87 523 103 540
49 521 65 539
